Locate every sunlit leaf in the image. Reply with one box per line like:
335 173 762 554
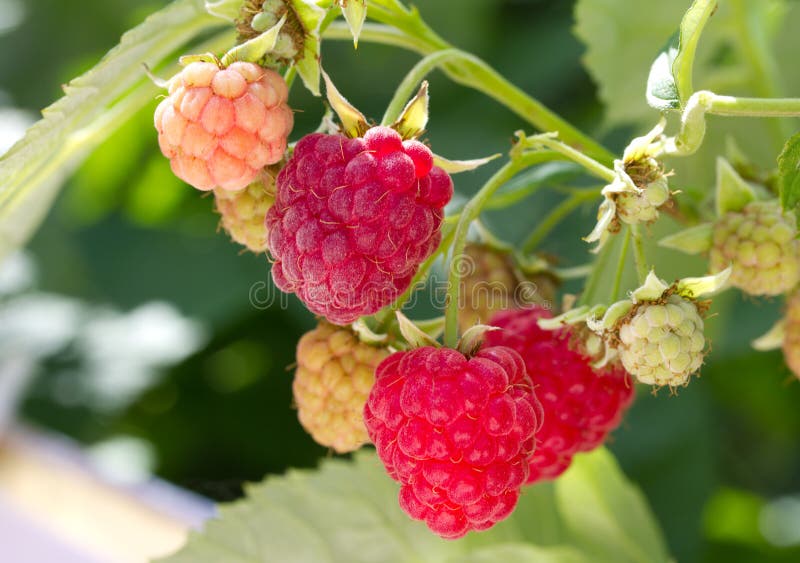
160 449 670 563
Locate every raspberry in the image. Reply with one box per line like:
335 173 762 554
293 322 387 453
709 201 799 296
457 245 558 332
154 61 293 191
616 176 670 225
213 169 277 252
617 295 705 387
485 307 634 482
266 126 453 325
458 244 520 332
364 346 542 539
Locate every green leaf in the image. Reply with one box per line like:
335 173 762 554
672 0 717 104
778 132 800 210
556 449 670 563
161 449 670 563
646 34 680 112
658 223 713 255
0 0 223 263
447 544 591 563
574 0 763 127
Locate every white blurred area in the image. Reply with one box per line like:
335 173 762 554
0 252 213 561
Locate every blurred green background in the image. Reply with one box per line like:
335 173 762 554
1 1 800 562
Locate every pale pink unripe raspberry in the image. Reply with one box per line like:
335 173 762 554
294 322 388 453
213 169 277 253
154 61 293 191
710 201 799 296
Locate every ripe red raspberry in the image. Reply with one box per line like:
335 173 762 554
485 307 634 482
154 61 293 191
364 346 542 539
266 126 453 325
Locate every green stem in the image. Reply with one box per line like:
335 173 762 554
576 239 616 307
631 224 648 284
323 22 615 165
610 227 631 302
670 90 800 156
521 188 600 253
443 153 543 347
519 135 616 183
381 49 463 125
706 95 800 117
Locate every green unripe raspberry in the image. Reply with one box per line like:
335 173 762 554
213 171 276 253
617 294 705 387
616 176 670 225
783 291 800 380
237 0 303 67
710 201 799 296
293 322 388 453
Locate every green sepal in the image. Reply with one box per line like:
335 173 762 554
588 300 633 332
537 305 601 331
457 324 501 357
395 311 439 349
288 0 327 96
432 153 500 174
631 271 670 303
339 0 367 47
350 318 388 345
676 266 731 299
220 16 286 66
752 319 785 351
321 69 369 138
658 223 713 255
414 316 446 341
179 53 220 66
391 82 429 140
716 157 756 216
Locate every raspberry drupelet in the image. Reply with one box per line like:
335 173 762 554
364 346 542 539
266 126 453 325
155 61 293 191
485 307 634 482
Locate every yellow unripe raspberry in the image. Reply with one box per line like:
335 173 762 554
213 170 276 252
293 322 388 453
